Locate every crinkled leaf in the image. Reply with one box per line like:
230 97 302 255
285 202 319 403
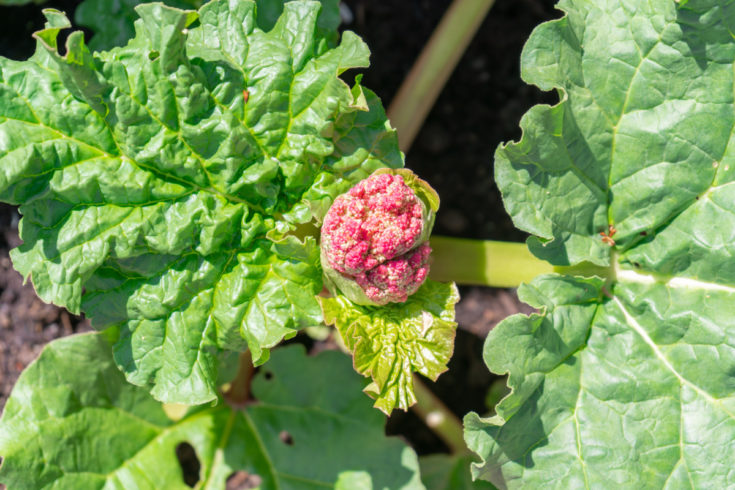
75 0 202 52
320 279 459 413
0 0 401 404
76 0 341 52
0 333 424 489
470 0 735 487
255 0 340 37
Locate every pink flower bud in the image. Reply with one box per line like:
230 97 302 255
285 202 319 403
355 243 431 304
321 171 436 305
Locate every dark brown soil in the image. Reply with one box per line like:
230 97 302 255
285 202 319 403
0 205 91 412
0 0 557 459
345 0 559 241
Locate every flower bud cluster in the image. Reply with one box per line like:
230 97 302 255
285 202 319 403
321 172 433 305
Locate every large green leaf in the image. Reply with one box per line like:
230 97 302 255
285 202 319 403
468 0 735 487
0 0 401 404
320 280 459 414
0 333 424 489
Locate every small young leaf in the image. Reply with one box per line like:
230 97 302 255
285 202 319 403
0 333 425 489
320 279 459 413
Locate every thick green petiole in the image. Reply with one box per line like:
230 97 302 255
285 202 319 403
430 235 612 287
429 235 553 287
387 0 497 152
411 374 470 455
224 350 254 406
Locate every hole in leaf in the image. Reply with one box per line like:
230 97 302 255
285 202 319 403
148 50 160 61
279 430 294 446
226 471 262 489
263 371 273 381
176 442 201 487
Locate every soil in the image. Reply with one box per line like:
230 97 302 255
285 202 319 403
0 0 559 469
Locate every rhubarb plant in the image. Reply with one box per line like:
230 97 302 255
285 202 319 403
318 169 458 413
5 0 735 488
0 1 460 486
465 0 735 488
0 0 459 407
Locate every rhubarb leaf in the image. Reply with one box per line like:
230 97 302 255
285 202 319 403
0 333 424 489
0 1 401 404
471 0 735 487
319 279 459 413
75 0 201 52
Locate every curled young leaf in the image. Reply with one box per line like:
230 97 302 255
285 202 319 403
320 279 459 414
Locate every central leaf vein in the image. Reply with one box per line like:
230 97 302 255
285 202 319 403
612 295 735 421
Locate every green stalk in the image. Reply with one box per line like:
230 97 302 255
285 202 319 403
430 235 553 287
411 374 470 455
387 0 496 152
430 235 612 287
224 350 254 406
